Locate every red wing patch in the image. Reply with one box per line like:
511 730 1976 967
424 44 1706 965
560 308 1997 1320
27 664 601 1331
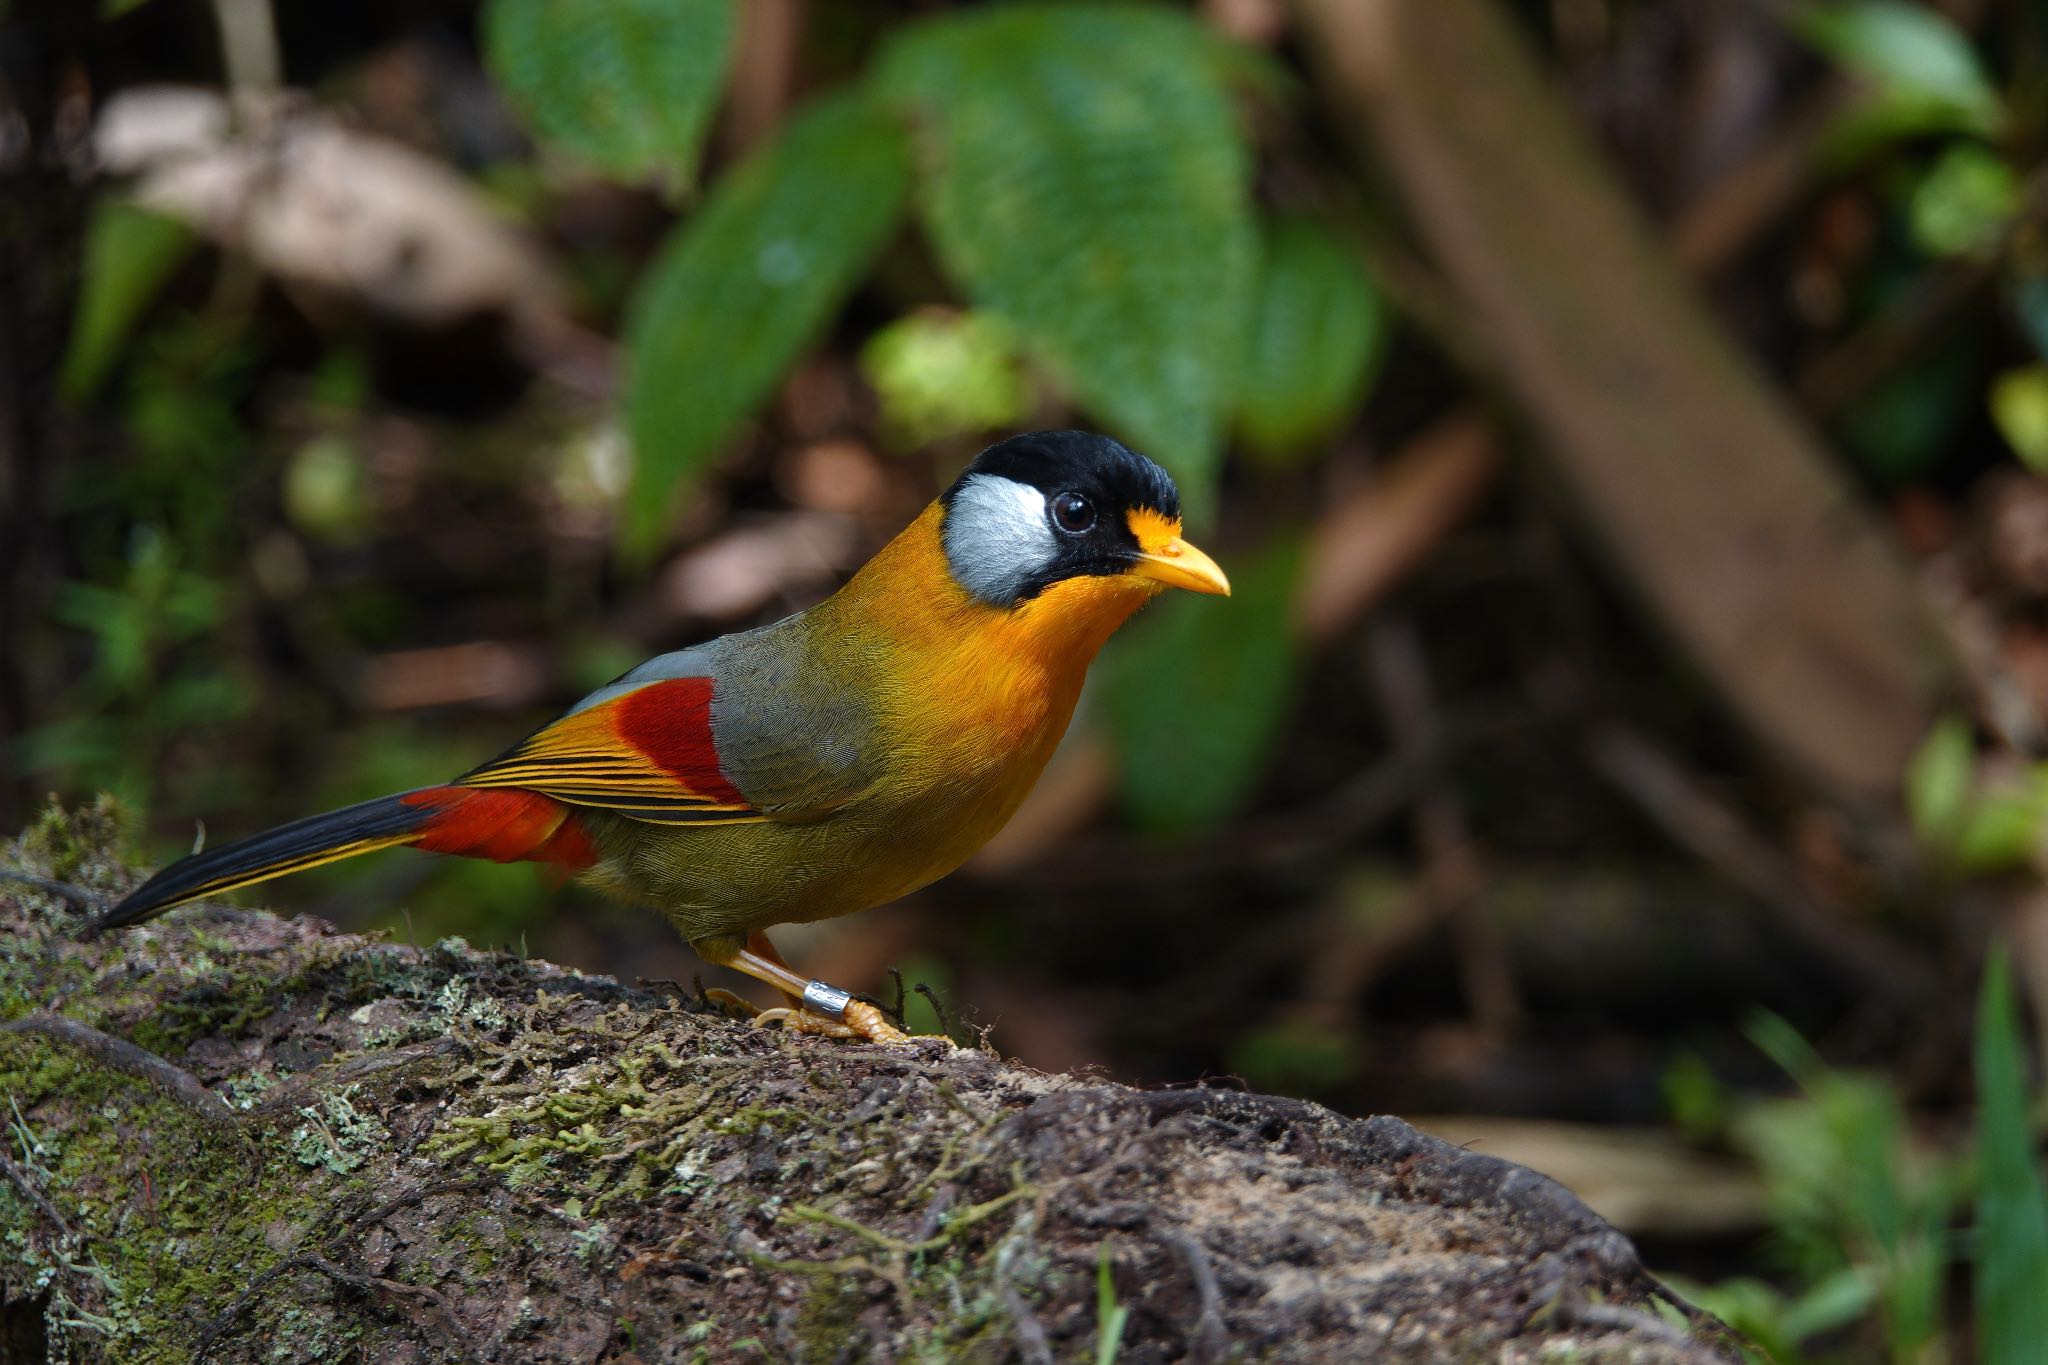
453 679 762 826
614 679 749 806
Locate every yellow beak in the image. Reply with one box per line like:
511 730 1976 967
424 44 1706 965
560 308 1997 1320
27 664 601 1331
1126 509 1231 596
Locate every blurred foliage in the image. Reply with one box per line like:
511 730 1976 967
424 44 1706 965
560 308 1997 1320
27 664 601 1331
1677 971 2048 1365
1225 1018 1361 1096
484 0 735 188
1791 0 2001 149
622 90 911 553
1789 0 2040 492
860 309 1034 451
1233 214 1389 466
1906 143 2017 259
1905 716 2048 873
1098 534 1304 832
593 0 1276 535
1973 948 2048 1364
1989 367 2048 476
59 200 193 401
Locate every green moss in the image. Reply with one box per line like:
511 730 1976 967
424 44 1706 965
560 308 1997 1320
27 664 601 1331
791 1278 870 1361
130 941 440 1057
14 795 136 892
0 1034 340 1362
450 1210 507 1276
420 1020 810 1208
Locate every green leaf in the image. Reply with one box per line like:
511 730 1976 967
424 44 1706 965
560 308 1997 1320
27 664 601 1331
59 199 194 401
622 92 911 554
1953 781 2048 872
1234 214 1388 465
1778 1264 1879 1342
1094 1243 1130 1365
1909 143 2018 258
1991 367 2048 476
1836 339 1976 483
876 4 1256 525
1790 1 2001 140
859 309 1034 450
1099 534 1303 832
1974 945 2048 1364
1737 1009 1953 1354
484 0 737 186
1662 1276 1803 1365
1905 712 1974 852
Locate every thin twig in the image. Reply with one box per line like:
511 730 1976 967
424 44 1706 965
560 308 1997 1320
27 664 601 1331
885 966 907 1029
0 867 101 910
246 1038 466 1119
994 1213 1054 1365
193 1176 491 1360
0 1145 73 1241
1153 1225 1229 1365
293 1252 481 1357
1584 722 1936 1002
913 983 954 1037
1368 617 1523 1030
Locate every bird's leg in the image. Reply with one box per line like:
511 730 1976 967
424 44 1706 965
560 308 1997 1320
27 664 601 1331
692 933 909 1045
744 930 806 1011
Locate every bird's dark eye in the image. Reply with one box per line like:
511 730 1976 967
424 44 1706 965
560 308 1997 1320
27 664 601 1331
1050 491 1095 535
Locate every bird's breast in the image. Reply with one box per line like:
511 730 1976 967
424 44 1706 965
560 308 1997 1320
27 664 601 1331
822 505 1156 829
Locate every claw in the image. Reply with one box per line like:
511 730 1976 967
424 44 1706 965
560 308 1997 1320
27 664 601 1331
752 1005 857 1039
701 987 756 1016
751 1000 913 1045
695 933 925 1046
842 999 911 1045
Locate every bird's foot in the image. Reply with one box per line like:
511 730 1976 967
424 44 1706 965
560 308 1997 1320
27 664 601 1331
694 936 928 1046
753 998 910 1045
699 987 757 1017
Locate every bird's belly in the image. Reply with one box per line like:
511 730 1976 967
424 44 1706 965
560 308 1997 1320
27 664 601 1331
587 754 1048 941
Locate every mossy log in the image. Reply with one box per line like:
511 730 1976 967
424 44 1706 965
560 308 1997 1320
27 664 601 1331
1 803 1738 1363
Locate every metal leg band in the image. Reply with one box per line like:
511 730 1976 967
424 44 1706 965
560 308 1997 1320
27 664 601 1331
801 979 852 1021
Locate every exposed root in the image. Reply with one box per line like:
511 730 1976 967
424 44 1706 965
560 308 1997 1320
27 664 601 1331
2 1013 239 1129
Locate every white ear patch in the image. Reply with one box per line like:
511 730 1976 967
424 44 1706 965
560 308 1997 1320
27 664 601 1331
943 473 1057 606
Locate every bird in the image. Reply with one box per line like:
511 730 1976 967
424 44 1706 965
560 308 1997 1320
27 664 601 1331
90 431 1229 1043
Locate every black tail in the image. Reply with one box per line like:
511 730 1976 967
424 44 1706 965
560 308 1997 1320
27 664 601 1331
88 793 433 935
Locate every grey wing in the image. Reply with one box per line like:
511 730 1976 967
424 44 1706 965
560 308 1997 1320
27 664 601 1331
576 613 879 821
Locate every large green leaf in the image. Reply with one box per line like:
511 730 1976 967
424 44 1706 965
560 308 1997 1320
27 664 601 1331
622 92 911 553
59 199 194 401
1234 214 1388 465
1790 0 2001 145
485 0 737 186
1974 945 2048 1364
876 4 1255 524
1098 534 1303 832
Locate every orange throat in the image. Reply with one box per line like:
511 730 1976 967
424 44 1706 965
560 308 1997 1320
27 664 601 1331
832 505 1160 752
